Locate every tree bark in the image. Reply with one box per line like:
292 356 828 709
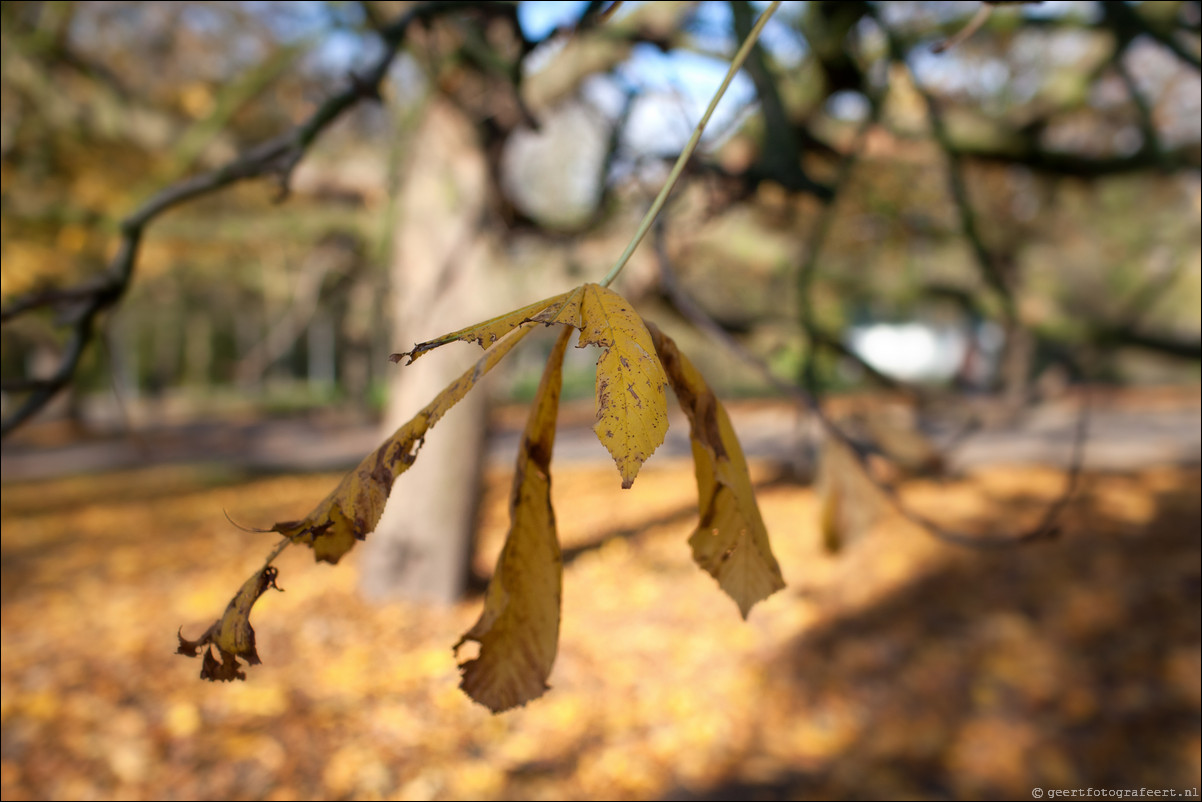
359 99 497 605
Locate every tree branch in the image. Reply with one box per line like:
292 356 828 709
1100 0 1201 72
951 140 1201 177
1092 327 1202 360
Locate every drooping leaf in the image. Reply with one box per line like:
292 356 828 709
647 323 785 618
816 434 882 554
274 323 535 563
455 325 572 712
393 291 573 365
177 566 283 681
534 283 668 488
818 452 844 555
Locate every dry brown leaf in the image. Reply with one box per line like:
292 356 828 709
534 283 668 488
177 566 282 681
393 292 572 364
274 324 535 563
648 323 785 618
455 325 572 712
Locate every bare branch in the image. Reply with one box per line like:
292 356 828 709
931 2 1047 54
1092 327 1202 360
951 141 1201 177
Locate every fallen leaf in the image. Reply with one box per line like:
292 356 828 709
274 324 535 563
177 566 282 681
394 292 572 364
647 323 785 618
534 283 668 488
456 325 572 712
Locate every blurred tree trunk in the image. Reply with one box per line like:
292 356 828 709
359 99 497 605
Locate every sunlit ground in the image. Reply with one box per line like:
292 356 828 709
2 446 1199 800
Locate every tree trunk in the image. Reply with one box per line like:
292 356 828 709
359 99 497 605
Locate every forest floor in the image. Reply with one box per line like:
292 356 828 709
1 386 1199 800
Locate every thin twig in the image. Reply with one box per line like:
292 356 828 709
599 1 781 288
931 4 993 54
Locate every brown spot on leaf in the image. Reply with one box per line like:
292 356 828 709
646 322 784 617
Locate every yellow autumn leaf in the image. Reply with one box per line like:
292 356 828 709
647 323 785 618
534 283 668 488
274 323 535 563
456 325 572 713
177 566 282 681
393 291 573 364
816 434 882 554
